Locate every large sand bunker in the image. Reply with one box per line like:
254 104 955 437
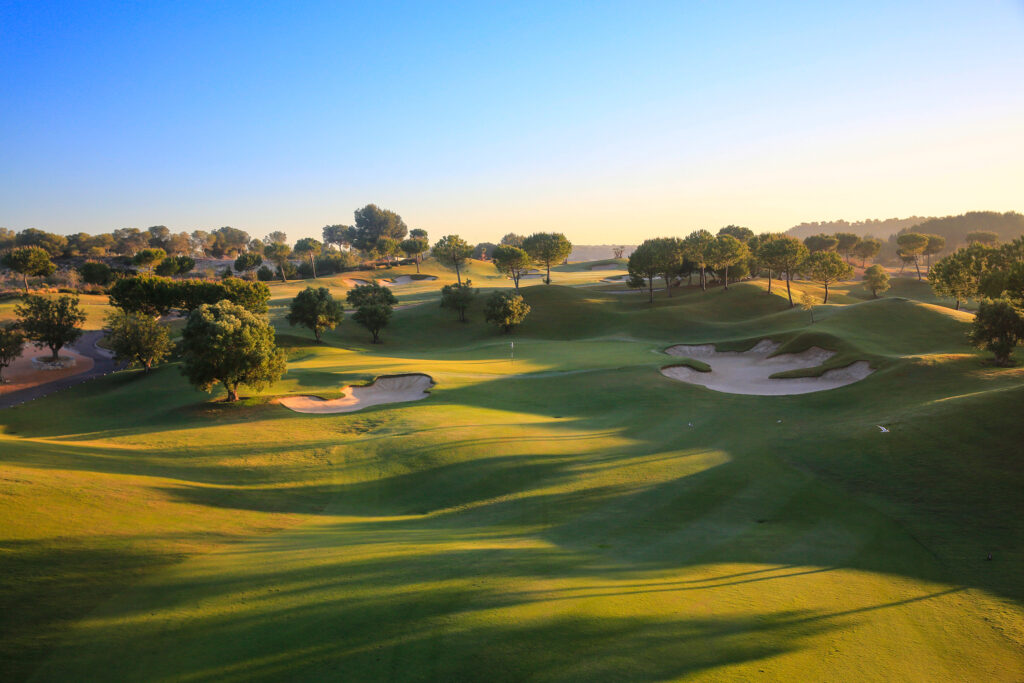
383 275 438 286
278 373 434 414
661 340 872 395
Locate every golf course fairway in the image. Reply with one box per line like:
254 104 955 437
1 266 1022 681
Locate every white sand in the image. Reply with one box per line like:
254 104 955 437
278 373 434 414
661 340 873 395
383 275 438 286
345 278 371 287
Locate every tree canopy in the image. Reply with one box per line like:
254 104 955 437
287 286 344 343
682 230 715 290
346 283 398 343
0 325 24 384
104 309 173 372
293 238 323 278
351 204 409 253
14 294 86 361
440 281 477 322
2 246 55 290
484 291 531 333
263 242 292 282
803 233 839 253
757 236 808 306
432 235 473 285
804 251 853 303
492 245 532 290
522 232 572 284
863 265 890 298
180 300 286 402
710 234 750 290
969 298 1024 366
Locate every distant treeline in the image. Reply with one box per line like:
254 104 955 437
786 217 930 240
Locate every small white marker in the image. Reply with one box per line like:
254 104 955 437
877 425 889 433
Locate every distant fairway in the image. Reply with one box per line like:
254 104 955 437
1 262 1022 681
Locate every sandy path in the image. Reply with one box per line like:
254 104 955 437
661 340 873 395
278 373 434 414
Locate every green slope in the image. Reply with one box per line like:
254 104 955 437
1 277 1022 681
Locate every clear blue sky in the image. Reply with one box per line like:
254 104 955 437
2 1 1023 244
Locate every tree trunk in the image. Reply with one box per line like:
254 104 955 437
723 265 729 290
455 263 462 285
372 330 381 343
955 298 960 311
414 259 420 273
823 283 829 304
49 344 60 361
546 262 551 284
279 263 287 282
914 258 922 281
700 267 706 291
664 274 672 297
225 382 239 402
767 268 773 293
648 278 653 304
513 272 520 291
310 254 317 279
786 272 794 307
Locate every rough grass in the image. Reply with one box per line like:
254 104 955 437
1 274 1022 681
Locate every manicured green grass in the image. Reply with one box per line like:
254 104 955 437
1 275 1022 681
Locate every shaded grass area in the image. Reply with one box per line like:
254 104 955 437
1 278 1022 680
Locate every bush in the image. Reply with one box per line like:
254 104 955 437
79 261 114 286
484 291 531 333
256 265 276 281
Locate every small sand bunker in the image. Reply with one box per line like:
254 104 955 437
383 275 438 286
278 373 434 414
661 340 872 395
345 278 371 287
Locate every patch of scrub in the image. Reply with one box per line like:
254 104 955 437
382 275 438 286
278 373 434 414
661 340 872 395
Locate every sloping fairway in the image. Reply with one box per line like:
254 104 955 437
2 275 1023 680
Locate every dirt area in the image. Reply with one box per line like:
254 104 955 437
0 344 94 395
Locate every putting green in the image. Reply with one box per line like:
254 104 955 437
1 266 1022 681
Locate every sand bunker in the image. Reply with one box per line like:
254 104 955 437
661 340 872 395
345 278 371 287
278 373 434 414
383 275 437 286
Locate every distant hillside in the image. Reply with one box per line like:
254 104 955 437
786 217 930 240
568 244 636 262
890 211 1024 247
